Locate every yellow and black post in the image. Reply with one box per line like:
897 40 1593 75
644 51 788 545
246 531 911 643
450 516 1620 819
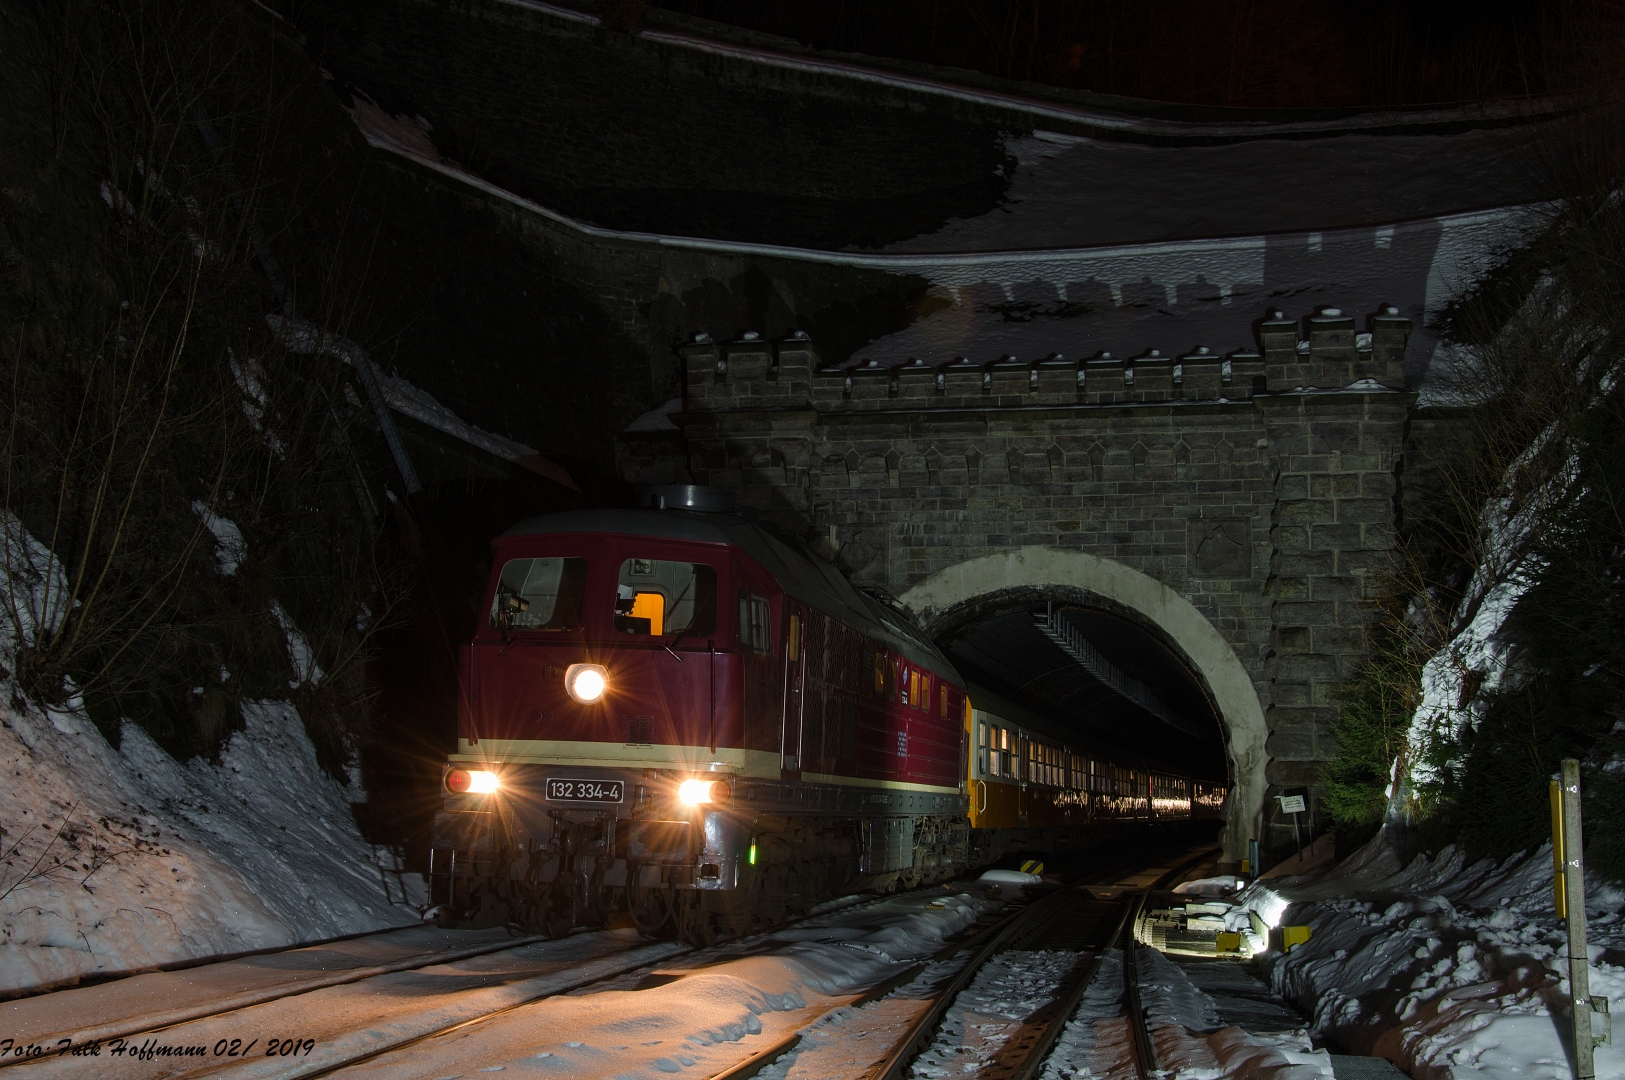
1556 758 1611 1079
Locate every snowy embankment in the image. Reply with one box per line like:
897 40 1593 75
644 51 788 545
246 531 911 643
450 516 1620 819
0 518 425 996
1226 834 1625 1080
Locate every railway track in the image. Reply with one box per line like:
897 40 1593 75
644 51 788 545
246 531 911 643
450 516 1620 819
0 924 550 1062
0 846 1214 1080
844 845 1215 1080
0 886 915 1079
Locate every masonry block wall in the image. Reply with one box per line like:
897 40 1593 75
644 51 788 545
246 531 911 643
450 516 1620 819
643 306 1415 858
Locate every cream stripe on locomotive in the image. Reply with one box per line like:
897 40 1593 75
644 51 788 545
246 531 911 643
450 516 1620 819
455 739 962 795
453 738 749 769
796 770 961 795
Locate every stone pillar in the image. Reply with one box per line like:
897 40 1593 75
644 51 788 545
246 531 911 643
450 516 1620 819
1253 389 1414 859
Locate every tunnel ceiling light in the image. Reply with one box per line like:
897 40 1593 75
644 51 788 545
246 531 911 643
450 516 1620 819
447 769 499 795
565 663 609 703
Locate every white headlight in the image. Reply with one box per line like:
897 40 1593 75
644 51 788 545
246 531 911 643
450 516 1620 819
447 768 499 795
565 663 608 703
679 779 728 805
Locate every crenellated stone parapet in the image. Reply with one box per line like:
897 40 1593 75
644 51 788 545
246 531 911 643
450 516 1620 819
679 305 1410 416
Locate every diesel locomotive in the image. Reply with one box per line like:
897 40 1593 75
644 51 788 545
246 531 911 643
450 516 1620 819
429 486 1224 943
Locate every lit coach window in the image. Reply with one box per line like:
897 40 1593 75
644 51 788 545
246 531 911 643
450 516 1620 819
447 769 499 795
678 778 730 805
565 663 609 703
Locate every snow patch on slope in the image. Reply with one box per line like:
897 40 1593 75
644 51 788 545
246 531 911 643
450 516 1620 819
0 518 424 995
190 502 246 576
1401 418 1575 796
1225 833 1625 1080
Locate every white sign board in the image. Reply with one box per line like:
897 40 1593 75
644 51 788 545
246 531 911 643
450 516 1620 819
1278 795 1306 814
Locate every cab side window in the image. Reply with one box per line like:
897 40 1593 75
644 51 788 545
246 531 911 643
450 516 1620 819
738 592 771 653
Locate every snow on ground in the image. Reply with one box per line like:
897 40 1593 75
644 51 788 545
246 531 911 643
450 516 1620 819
1174 875 1246 897
980 868 1044 885
190 502 246 576
698 886 997 981
1401 410 1574 799
320 886 998 1080
893 869 1330 1080
0 516 424 995
0 696 427 995
1220 832 1625 1080
1033 942 1331 1080
1138 946 1332 1080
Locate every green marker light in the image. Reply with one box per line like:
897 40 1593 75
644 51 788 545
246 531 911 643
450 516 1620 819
748 841 758 865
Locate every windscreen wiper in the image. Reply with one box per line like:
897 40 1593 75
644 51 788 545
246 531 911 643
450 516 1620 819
663 628 686 663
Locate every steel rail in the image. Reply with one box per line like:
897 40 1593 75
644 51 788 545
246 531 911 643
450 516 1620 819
3 919 451 1003
18 849 1213 1080
704 958 939 1080
1121 847 1221 1080
1122 892 1158 1080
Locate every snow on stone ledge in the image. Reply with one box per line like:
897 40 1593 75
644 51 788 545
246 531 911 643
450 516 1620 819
263 313 578 491
373 368 578 490
342 88 448 167
626 398 681 432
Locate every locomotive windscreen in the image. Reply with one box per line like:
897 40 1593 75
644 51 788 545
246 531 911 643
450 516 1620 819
613 558 717 637
491 557 588 630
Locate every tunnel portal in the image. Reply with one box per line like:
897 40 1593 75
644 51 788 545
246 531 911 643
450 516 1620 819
935 595 1227 784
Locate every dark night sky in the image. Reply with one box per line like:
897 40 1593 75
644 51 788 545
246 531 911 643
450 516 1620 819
652 0 1611 110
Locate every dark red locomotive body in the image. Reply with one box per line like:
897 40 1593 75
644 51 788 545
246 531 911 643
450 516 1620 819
430 488 970 939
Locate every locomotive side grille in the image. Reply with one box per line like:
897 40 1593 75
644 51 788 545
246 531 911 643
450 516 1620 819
625 716 654 746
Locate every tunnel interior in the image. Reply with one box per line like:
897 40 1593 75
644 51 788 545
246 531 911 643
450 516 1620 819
934 593 1229 783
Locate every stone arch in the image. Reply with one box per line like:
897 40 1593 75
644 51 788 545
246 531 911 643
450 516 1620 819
899 546 1266 862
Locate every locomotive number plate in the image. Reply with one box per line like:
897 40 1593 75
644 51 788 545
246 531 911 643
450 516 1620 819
546 778 625 803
